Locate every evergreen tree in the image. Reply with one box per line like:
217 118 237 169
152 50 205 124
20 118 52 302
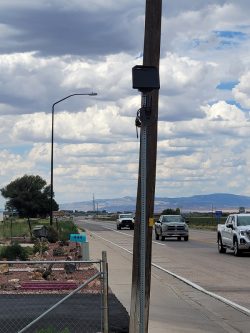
162 208 181 215
1 174 58 218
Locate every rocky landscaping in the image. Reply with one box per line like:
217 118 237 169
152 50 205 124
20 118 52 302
0 241 101 294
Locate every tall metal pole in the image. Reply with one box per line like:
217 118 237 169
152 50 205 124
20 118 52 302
93 193 96 213
139 93 149 333
49 93 97 225
50 104 55 226
130 1 162 332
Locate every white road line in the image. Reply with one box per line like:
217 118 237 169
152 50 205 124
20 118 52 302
96 224 166 246
90 230 250 317
152 263 250 317
90 231 133 254
102 226 134 237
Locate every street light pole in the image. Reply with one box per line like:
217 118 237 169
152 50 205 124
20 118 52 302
50 92 97 225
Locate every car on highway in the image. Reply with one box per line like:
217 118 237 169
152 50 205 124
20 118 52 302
116 213 134 230
217 213 250 256
155 214 189 241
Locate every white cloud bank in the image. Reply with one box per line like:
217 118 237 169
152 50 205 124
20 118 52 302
1 1 250 208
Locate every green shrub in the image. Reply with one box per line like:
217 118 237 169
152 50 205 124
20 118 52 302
60 220 78 232
58 220 79 244
33 240 49 254
24 246 34 256
0 242 29 260
59 230 70 244
47 226 59 243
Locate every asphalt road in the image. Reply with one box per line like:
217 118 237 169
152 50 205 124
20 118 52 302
75 217 250 332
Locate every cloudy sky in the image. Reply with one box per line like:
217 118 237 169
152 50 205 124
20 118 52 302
1 0 250 208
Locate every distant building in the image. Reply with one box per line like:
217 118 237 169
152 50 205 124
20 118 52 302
52 211 71 218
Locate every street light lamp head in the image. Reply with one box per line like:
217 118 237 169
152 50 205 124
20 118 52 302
89 92 98 96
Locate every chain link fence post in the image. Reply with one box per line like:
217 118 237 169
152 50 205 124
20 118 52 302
102 251 109 333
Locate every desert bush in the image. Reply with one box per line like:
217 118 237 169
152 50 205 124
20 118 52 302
33 240 49 254
53 246 65 256
58 220 79 244
59 230 70 244
24 246 34 256
0 242 29 260
47 226 59 243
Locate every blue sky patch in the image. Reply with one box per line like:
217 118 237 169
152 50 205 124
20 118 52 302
208 99 249 113
7 145 32 155
208 99 243 110
192 39 202 47
225 99 250 112
214 30 247 40
226 100 242 108
214 30 248 50
216 81 239 90
191 30 248 51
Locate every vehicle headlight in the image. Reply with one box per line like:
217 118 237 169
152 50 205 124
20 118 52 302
240 231 246 236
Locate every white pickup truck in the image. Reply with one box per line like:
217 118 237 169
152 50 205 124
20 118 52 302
217 213 250 256
155 215 189 241
116 214 134 230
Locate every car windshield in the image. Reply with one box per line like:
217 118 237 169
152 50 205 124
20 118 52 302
237 216 250 226
120 214 132 218
162 216 184 223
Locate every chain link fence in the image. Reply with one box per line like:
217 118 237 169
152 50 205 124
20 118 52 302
0 253 108 333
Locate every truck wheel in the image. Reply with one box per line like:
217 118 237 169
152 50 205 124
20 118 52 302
117 225 121 230
218 236 226 253
160 234 165 241
155 231 159 240
184 236 189 241
233 239 241 256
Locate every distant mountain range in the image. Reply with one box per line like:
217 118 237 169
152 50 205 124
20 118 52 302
59 193 250 213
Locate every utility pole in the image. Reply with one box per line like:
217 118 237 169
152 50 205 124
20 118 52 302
93 193 96 213
130 1 162 332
